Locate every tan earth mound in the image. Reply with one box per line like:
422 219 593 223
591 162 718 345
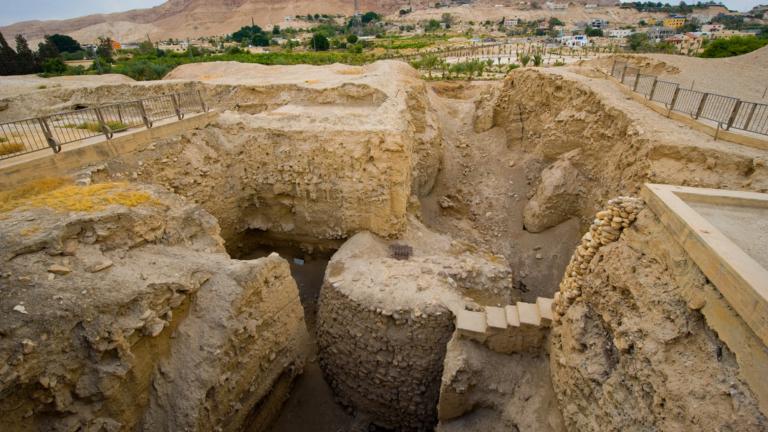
0 180 309 431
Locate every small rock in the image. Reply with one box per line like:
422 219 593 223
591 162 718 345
13 305 28 314
21 339 36 354
86 260 113 273
47 264 71 275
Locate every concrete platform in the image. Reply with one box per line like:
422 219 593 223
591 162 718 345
641 184 768 347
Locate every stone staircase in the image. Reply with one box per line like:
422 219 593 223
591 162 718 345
455 297 554 354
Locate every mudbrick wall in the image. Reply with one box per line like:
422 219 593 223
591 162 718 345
315 219 514 431
550 199 768 431
317 284 454 431
0 182 309 431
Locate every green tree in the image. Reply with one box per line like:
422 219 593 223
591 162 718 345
138 40 155 55
586 27 604 37
96 37 114 63
310 33 330 51
272 25 281 35
627 33 650 51
14 35 38 74
700 36 768 58
347 34 358 44
361 12 380 24
47 34 82 53
548 17 564 28
425 19 441 32
0 32 19 75
37 37 61 69
42 57 66 74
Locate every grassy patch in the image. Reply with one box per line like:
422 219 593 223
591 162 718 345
0 141 25 156
65 121 128 133
0 179 157 213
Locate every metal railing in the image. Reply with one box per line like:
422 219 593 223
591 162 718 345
610 61 768 138
0 90 208 160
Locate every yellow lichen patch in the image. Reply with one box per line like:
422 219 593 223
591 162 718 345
0 181 157 213
0 177 70 204
0 141 25 156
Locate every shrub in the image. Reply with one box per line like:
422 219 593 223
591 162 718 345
113 60 173 80
310 34 330 51
347 34 358 44
700 36 768 58
42 58 67 74
520 54 531 66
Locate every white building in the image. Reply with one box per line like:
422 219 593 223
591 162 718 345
559 35 590 47
546 2 568 10
607 28 633 38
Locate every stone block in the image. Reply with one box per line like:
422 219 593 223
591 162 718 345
505 305 520 327
486 307 507 330
456 310 487 336
537 297 554 327
517 302 541 327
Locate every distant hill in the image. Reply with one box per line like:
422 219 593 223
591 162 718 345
0 0 423 45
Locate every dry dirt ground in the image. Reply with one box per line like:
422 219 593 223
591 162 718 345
589 46 768 101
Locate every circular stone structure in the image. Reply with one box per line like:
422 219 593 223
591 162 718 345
316 219 513 430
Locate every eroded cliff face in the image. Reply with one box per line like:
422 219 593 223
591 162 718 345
549 206 768 431
0 181 309 431
487 69 768 233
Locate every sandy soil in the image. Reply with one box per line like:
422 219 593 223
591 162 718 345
592 47 768 101
421 80 582 301
0 74 134 99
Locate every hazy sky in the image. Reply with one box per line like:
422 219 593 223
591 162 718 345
0 0 765 26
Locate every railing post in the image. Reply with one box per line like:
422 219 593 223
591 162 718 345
668 85 680 116
197 89 207 112
726 100 741 131
744 103 758 132
38 117 61 153
610 60 616 77
117 105 124 124
171 94 183 120
648 77 658 100
138 100 153 129
695 92 709 119
94 107 113 139
632 74 641 92
620 64 627 83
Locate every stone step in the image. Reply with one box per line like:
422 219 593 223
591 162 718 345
537 297 554 327
516 301 541 327
486 306 508 330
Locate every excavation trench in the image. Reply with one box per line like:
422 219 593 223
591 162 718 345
4 61 767 432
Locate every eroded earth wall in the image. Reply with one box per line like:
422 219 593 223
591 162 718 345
0 182 309 432
550 202 768 431
488 69 768 233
